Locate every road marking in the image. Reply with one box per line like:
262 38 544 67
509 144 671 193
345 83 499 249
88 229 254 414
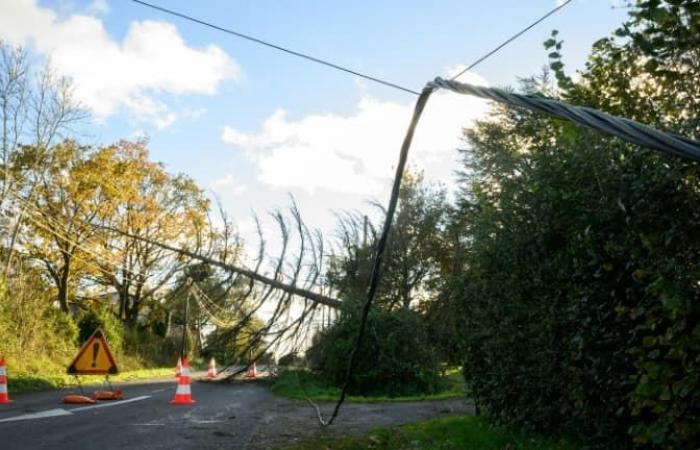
150 388 168 393
0 395 151 423
70 395 151 412
0 408 72 423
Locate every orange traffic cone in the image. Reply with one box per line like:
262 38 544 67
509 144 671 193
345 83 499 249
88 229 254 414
175 356 182 379
170 356 195 405
0 357 11 404
207 358 217 378
246 362 257 379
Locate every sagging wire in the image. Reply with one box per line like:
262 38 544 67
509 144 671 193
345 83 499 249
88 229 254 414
131 0 575 96
311 86 435 427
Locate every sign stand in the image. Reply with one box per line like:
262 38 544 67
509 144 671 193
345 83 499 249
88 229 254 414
63 328 120 404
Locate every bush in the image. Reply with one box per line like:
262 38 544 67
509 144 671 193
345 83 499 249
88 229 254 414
0 273 79 372
450 66 700 448
77 306 123 351
307 304 440 397
123 327 181 368
279 352 303 367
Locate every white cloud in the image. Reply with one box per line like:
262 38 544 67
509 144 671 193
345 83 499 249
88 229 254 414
222 70 491 196
0 0 238 127
210 174 248 196
86 0 109 15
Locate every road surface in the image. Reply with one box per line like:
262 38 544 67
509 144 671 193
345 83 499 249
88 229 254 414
0 375 472 449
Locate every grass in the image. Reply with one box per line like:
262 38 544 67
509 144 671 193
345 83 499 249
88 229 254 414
284 415 580 450
8 367 175 393
271 368 467 403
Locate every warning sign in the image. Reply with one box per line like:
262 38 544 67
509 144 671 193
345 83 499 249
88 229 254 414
67 329 118 375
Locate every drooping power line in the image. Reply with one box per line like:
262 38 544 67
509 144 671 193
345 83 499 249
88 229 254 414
130 0 420 95
430 77 700 160
131 0 574 95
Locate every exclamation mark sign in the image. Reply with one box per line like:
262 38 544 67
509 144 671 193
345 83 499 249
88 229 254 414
92 342 99 367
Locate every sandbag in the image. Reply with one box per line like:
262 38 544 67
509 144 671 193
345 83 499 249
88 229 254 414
62 395 95 404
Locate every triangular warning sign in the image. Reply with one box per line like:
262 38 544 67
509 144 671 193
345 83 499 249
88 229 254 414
67 329 118 375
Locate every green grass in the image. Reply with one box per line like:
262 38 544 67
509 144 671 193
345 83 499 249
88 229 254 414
271 368 467 403
284 415 580 450
8 367 175 393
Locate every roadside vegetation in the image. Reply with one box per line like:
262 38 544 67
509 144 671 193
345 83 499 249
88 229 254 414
271 368 466 403
0 41 265 391
10 367 174 394
276 3 700 448
284 415 579 450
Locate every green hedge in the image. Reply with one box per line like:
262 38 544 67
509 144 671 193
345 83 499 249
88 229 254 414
307 305 440 397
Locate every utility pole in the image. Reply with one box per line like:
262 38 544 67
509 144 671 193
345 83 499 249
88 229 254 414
180 280 192 359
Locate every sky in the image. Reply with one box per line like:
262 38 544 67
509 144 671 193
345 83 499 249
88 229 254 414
1 0 629 249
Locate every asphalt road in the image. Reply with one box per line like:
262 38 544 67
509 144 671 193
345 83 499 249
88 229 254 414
0 373 472 450
1 373 269 450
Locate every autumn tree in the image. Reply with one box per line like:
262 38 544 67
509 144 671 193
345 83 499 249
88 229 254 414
18 140 122 312
90 141 210 326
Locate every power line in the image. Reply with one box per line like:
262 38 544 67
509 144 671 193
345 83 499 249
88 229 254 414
430 77 700 160
130 0 420 95
131 0 573 95
451 0 575 81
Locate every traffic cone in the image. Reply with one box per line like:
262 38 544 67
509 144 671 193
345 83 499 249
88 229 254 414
0 357 12 404
175 356 182 379
170 356 195 405
246 362 257 379
207 357 217 378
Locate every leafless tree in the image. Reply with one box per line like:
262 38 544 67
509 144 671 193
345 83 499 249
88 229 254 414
1 40 87 276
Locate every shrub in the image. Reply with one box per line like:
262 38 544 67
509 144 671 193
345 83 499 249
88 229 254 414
123 327 181 367
307 304 440 397
279 352 303 367
77 307 123 351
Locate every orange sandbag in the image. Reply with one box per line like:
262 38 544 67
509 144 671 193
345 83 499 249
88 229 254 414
92 389 123 401
62 394 96 404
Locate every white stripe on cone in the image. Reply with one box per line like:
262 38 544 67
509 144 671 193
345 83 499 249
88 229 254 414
0 385 7 394
0 367 6 376
174 384 191 395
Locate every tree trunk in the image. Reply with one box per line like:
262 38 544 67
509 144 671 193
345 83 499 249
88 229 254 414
57 257 71 313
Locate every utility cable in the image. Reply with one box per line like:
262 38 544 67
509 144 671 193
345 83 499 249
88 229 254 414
315 86 435 427
450 0 574 81
429 77 700 160
131 0 573 95
130 0 419 95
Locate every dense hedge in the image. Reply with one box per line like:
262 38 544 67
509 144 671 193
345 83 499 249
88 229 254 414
306 304 440 396
446 3 700 448
453 140 700 448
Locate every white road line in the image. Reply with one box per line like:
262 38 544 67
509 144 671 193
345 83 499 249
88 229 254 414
0 408 73 423
70 395 151 412
0 395 152 423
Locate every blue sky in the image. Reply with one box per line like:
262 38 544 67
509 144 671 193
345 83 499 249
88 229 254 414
2 0 628 244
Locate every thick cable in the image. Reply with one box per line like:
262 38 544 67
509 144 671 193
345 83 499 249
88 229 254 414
430 77 700 161
316 86 435 426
